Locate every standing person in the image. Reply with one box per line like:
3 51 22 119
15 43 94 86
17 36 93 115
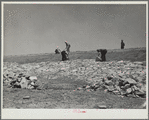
121 40 125 49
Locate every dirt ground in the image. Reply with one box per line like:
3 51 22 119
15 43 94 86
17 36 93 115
3 76 146 109
4 47 146 64
3 48 146 109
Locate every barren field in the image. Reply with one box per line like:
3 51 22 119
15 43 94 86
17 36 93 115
3 47 146 109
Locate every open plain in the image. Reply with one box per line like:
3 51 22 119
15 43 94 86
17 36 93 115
3 47 146 109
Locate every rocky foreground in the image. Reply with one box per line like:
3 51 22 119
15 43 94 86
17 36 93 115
3 59 146 98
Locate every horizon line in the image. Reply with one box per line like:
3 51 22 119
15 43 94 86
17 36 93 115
4 47 146 57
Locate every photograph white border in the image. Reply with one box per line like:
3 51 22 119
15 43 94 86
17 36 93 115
1 1 148 119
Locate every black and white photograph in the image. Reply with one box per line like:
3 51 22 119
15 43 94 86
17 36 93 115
1 1 148 119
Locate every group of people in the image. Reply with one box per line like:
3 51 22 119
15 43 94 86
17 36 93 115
55 40 125 61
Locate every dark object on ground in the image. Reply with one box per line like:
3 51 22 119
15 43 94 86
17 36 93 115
96 49 107 61
61 50 69 61
121 40 125 49
55 48 61 54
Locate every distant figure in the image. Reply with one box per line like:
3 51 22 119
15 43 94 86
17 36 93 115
121 40 125 49
64 41 71 54
61 50 69 61
96 49 107 61
61 41 71 61
55 47 61 54
96 51 102 61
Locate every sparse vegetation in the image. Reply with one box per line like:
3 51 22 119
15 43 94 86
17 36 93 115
3 47 146 109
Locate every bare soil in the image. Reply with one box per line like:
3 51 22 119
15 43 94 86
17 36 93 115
4 47 146 64
3 48 146 109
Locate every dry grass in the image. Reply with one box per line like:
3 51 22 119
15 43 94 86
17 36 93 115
4 47 146 64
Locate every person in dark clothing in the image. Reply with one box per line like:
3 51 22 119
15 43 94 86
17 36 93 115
96 49 107 61
64 41 71 54
61 50 69 61
121 40 125 49
55 47 61 54
61 41 71 61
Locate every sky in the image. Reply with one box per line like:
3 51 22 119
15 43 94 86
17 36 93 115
3 3 146 55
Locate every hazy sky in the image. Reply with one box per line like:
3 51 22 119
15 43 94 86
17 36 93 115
4 4 146 55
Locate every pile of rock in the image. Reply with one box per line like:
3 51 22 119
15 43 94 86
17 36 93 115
3 72 38 89
3 59 146 97
77 72 146 98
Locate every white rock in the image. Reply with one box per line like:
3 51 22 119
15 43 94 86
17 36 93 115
126 88 132 93
29 76 37 81
133 62 143 65
23 96 30 99
72 69 77 72
20 77 29 89
126 78 137 84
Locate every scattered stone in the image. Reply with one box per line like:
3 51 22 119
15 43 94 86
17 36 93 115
142 101 146 108
121 84 130 90
86 85 90 89
29 76 37 81
126 88 132 94
94 105 107 109
23 96 30 99
133 62 144 65
126 78 137 84
3 69 38 89
27 84 35 89
113 90 120 95
107 76 113 80
135 90 146 98
104 80 113 86
20 77 29 89
107 86 115 92
3 59 146 98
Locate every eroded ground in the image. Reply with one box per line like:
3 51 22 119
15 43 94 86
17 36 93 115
3 77 145 109
3 48 146 109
